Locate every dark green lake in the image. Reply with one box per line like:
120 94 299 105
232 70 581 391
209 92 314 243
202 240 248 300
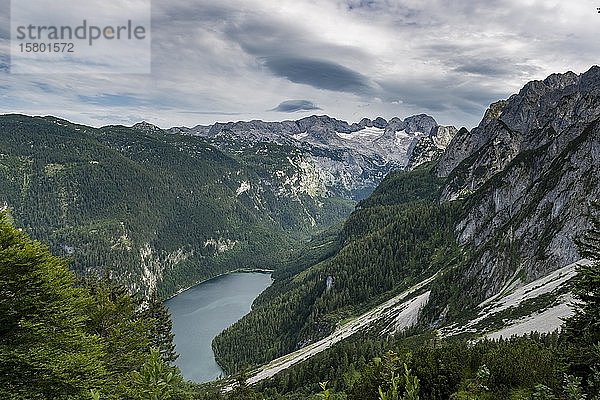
165 272 272 382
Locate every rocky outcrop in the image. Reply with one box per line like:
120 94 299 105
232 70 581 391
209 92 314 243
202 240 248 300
438 66 600 299
404 114 438 135
407 125 458 170
132 121 164 134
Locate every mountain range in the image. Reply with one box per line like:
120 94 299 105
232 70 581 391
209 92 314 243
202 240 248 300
168 114 456 199
1 65 599 398
0 112 452 299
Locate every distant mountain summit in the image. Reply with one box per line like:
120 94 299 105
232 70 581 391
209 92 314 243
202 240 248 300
131 121 163 134
169 114 456 199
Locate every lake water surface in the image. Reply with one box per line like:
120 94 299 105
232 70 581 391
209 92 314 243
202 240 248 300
165 272 272 382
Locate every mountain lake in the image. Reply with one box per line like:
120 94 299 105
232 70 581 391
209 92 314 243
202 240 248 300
165 272 273 382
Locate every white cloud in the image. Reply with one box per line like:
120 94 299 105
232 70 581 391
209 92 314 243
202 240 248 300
0 0 599 128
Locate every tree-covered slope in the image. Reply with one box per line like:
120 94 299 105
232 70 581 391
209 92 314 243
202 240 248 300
0 210 194 400
3 201 598 400
212 164 463 373
236 201 599 400
0 114 354 298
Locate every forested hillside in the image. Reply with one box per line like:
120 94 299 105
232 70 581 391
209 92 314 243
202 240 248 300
204 202 600 400
213 164 464 373
0 115 354 298
0 211 195 399
3 202 599 399
212 68 600 382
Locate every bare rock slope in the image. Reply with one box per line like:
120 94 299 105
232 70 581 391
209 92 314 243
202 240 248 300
437 66 600 300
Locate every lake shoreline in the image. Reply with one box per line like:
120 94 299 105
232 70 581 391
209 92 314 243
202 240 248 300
165 271 273 382
164 268 274 301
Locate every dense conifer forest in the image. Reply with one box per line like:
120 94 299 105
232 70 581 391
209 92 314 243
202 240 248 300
2 172 598 399
0 115 353 299
213 164 463 373
212 204 600 399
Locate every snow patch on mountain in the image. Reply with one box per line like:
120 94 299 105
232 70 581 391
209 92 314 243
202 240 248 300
292 132 309 141
337 126 384 139
236 181 251 196
383 291 431 335
224 272 440 390
486 294 574 339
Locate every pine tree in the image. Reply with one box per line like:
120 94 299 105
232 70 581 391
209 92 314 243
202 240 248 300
144 289 179 364
131 348 183 400
563 202 600 395
0 211 105 399
81 275 155 396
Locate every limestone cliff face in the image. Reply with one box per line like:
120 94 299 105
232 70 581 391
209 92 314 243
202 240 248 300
438 66 600 299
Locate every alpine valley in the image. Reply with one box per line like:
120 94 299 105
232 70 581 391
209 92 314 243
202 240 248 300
1 66 600 400
0 111 453 299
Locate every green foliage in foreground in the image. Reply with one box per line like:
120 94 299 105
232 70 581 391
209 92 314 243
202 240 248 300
562 202 600 396
203 332 593 400
0 211 192 399
0 211 105 399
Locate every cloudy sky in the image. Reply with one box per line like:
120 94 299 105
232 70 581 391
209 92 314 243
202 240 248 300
1 0 599 129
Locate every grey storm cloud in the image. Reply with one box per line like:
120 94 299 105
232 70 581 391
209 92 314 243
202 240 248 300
262 57 374 95
0 55 8 73
346 0 377 10
0 0 8 40
378 77 507 119
271 100 322 112
451 59 542 78
1 0 599 129
179 111 242 116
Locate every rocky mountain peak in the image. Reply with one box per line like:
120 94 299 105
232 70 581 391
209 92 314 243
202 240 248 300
132 121 163 134
579 65 600 92
372 117 388 128
499 67 599 136
356 117 373 128
406 125 458 170
437 66 600 179
301 115 352 133
481 100 508 125
404 113 438 135
435 66 600 301
430 125 458 147
168 113 455 200
542 71 579 89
